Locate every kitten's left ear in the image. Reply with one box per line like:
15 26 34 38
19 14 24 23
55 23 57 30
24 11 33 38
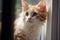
37 0 46 12
21 0 29 11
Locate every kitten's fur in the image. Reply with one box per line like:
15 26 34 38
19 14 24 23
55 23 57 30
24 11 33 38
14 0 48 40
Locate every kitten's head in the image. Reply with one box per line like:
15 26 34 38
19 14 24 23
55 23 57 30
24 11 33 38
21 0 48 25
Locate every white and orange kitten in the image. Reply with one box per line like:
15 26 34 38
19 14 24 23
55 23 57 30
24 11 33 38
14 0 48 40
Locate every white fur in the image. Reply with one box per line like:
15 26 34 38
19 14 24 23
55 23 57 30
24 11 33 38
15 12 47 40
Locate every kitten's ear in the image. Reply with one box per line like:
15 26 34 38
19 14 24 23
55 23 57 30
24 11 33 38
21 0 29 11
37 0 46 12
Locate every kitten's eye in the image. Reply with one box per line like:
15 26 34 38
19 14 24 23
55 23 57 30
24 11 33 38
26 12 28 16
33 12 37 16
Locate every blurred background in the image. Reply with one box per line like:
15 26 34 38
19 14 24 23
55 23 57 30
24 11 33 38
0 0 2 21
0 0 2 32
0 0 2 38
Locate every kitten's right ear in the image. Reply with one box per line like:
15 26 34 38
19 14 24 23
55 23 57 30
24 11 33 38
21 0 29 11
36 0 46 12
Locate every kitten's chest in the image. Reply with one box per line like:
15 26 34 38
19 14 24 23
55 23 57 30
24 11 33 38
23 25 42 40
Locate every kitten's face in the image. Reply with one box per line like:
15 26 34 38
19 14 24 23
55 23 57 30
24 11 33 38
22 0 48 25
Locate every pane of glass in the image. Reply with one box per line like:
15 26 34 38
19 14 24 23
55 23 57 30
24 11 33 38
14 0 52 40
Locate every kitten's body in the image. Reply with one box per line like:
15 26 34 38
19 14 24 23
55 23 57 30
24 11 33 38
14 12 47 40
14 0 48 40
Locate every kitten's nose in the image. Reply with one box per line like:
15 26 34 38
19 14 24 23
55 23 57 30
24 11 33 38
28 18 32 23
28 18 31 21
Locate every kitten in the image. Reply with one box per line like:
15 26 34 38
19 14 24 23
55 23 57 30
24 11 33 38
14 0 48 40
